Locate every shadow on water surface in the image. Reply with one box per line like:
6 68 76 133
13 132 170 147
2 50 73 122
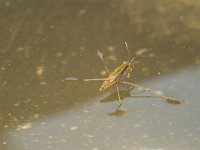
100 87 184 117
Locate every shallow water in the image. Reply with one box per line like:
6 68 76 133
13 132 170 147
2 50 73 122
0 0 200 149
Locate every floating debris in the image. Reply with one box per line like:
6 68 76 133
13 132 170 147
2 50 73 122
107 54 117 62
2 141 7 145
61 139 67 142
35 66 44 77
48 136 53 139
33 114 40 119
135 48 149 56
77 8 87 16
83 133 94 138
4 124 9 128
16 47 24 52
107 46 114 52
0 66 6 70
142 67 149 72
16 123 32 130
149 52 155 58
65 77 78 81
40 81 47 85
70 126 78 131
100 70 107 76
56 52 63 57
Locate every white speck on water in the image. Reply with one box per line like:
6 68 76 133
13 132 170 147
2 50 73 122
107 46 114 52
4 124 9 128
70 126 78 131
16 123 32 130
2 141 7 145
40 122 46 126
14 103 20 106
107 125 113 128
107 54 117 62
56 52 63 57
135 48 149 56
40 81 47 85
142 134 148 138
84 109 89 113
48 136 53 139
78 8 87 15
142 67 149 72
33 114 40 119
100 70 107 76
65 77 78 81
149 52 155 57
35 66 44 77
1 66 6 70
16 47 24 52
83 133 94 138
61 139 67 142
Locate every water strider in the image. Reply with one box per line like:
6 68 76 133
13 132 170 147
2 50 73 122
66 42 185 108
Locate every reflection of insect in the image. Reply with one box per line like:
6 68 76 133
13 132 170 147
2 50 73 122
66 42 184 109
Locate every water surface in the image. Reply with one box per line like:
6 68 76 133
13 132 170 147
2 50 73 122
0 0 200 149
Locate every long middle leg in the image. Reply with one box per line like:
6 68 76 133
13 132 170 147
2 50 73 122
122 81 185 103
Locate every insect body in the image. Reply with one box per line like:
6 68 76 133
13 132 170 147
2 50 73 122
100 58 135 91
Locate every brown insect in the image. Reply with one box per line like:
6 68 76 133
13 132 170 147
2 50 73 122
83 42 136 107
99 54 135 91
66 42 184 108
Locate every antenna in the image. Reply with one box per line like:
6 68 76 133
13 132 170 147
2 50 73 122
97 50 110 75
125 42 131 60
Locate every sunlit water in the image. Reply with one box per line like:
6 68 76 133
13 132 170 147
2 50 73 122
0 0 200 150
